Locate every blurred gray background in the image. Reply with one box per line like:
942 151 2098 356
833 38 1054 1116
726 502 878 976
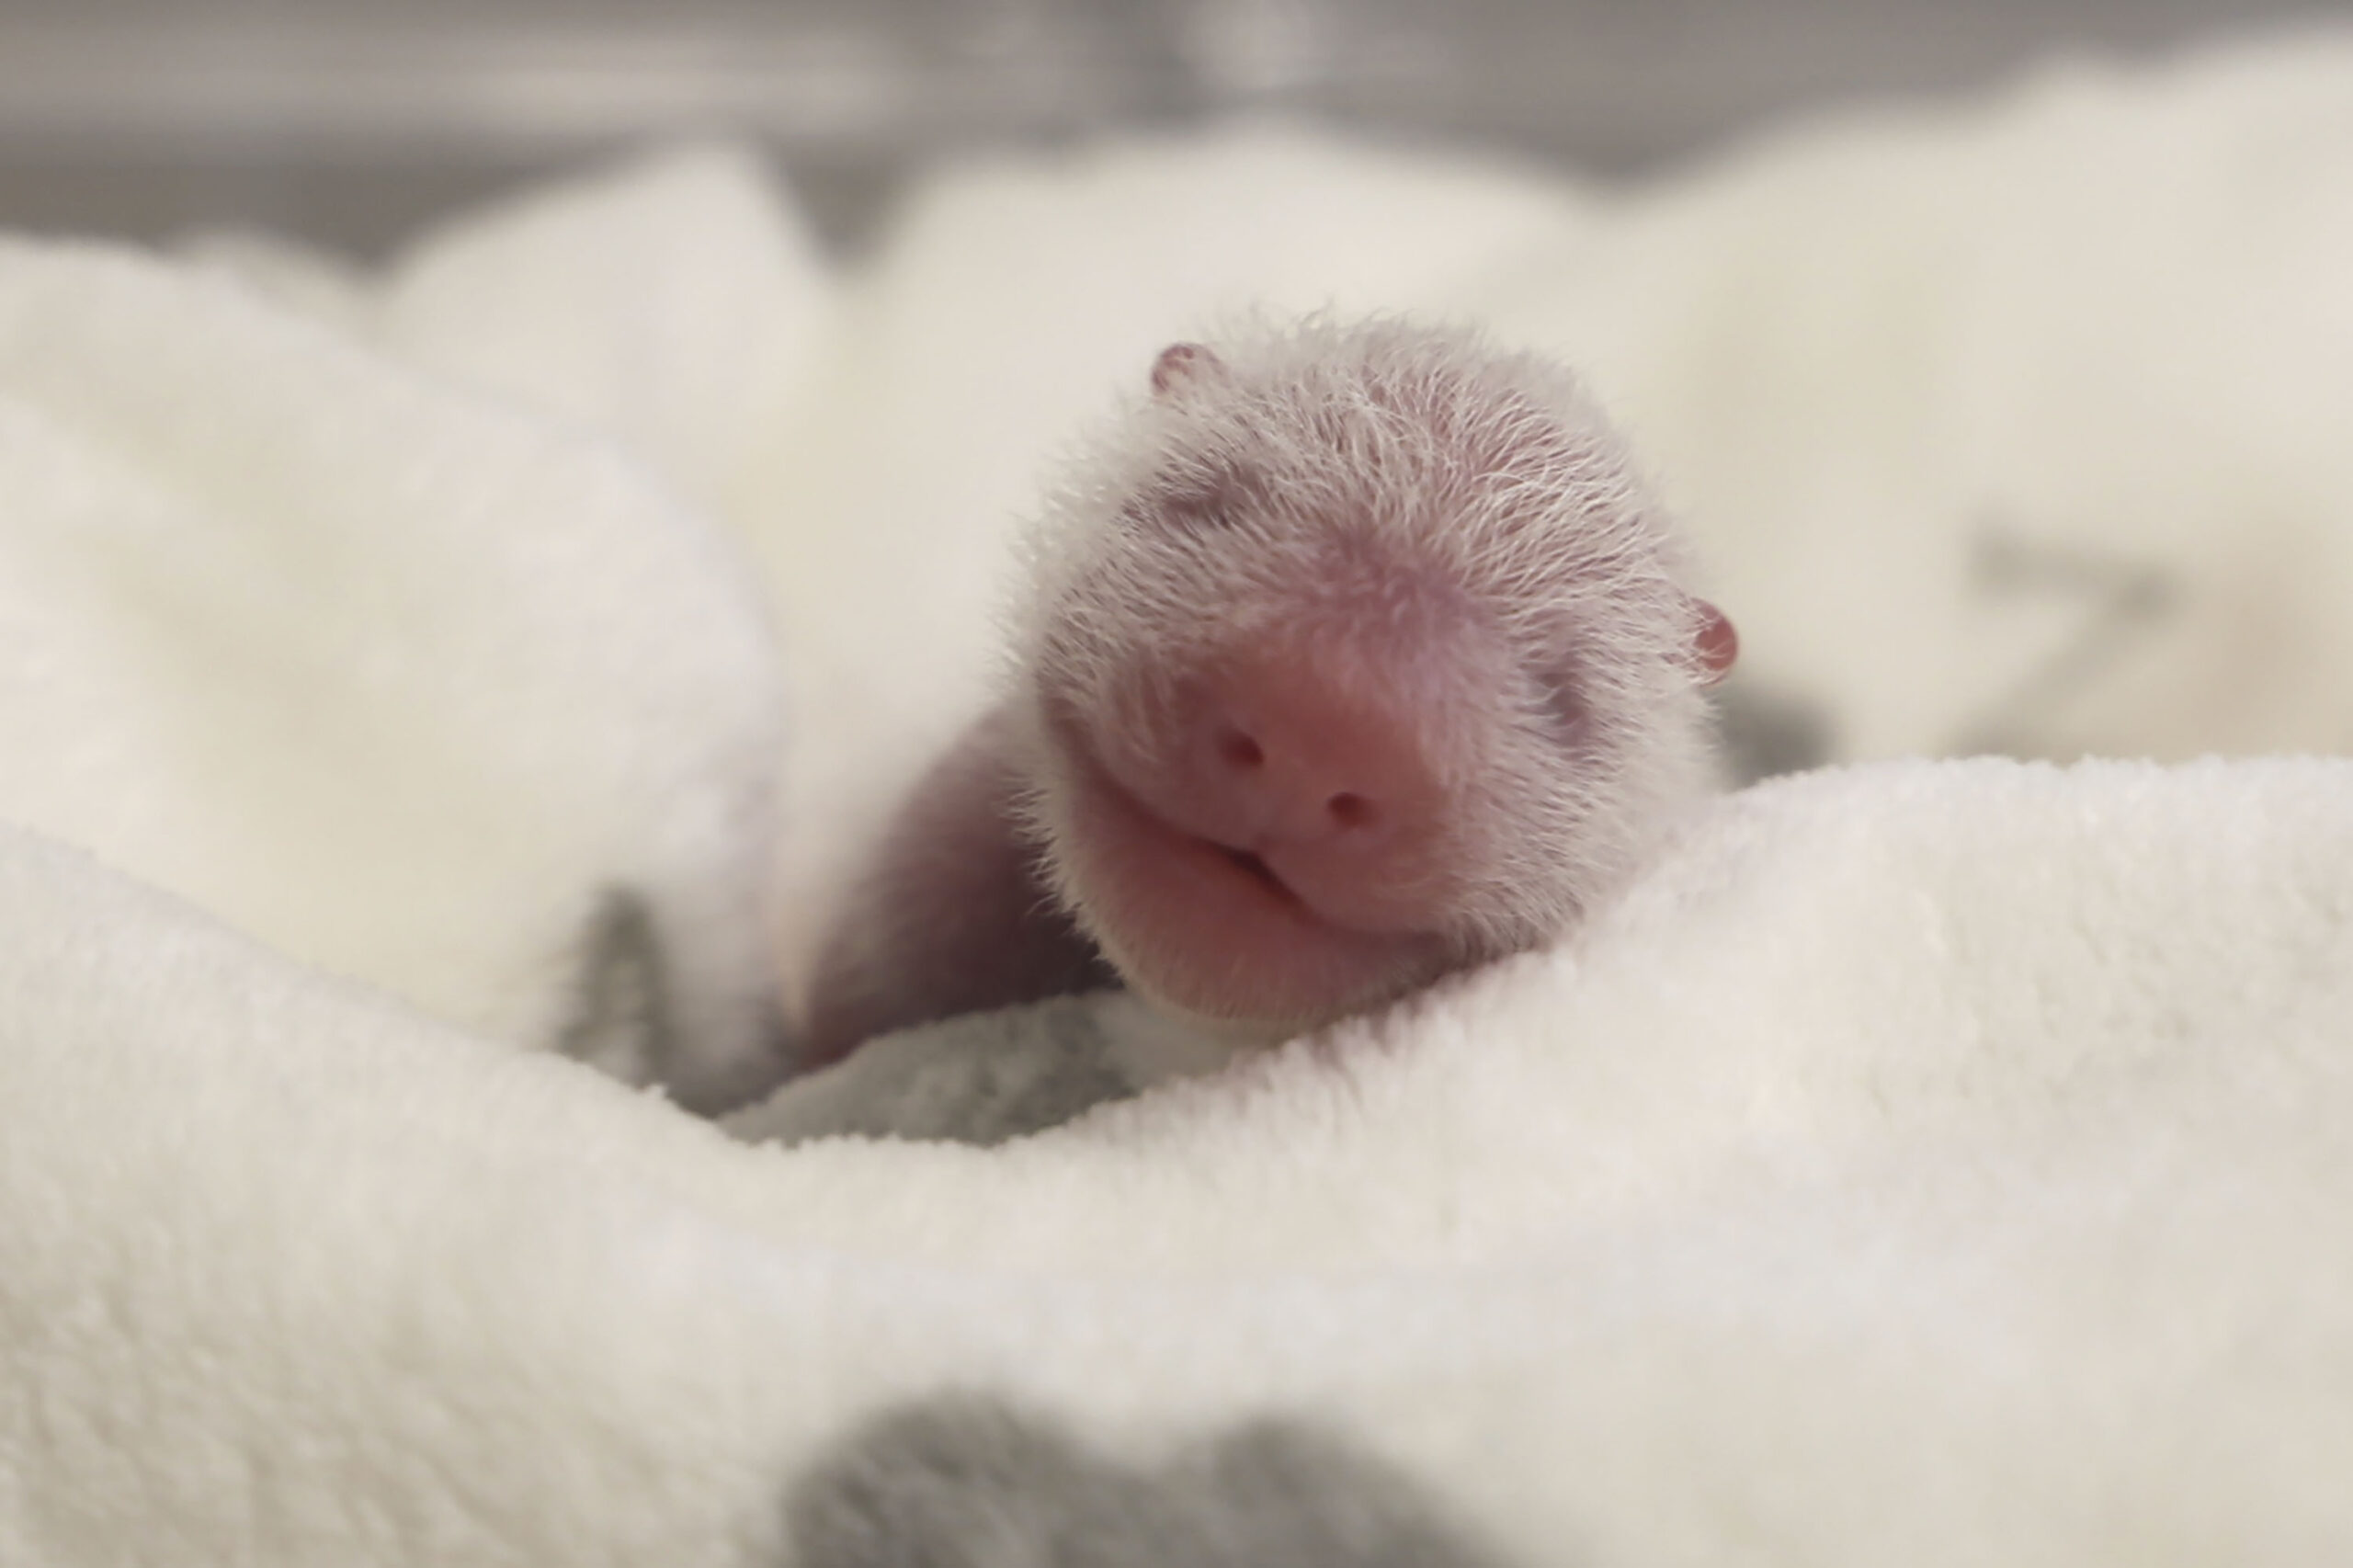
0 0 2342 256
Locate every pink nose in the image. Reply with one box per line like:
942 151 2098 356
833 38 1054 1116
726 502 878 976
1165 654 1451 926
1190 702 1395 845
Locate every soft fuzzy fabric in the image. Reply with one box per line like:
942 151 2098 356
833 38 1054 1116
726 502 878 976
6 27 2353 1567
0 239 788 1108
5 757 2350 1565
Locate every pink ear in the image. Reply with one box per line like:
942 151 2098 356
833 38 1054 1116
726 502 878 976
1692 600 1738 686
1151 342 1222 395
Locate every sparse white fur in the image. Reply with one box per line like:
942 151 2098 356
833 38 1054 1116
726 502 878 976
1011 315 1718 1009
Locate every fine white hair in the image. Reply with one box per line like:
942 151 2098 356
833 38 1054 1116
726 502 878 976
1012 312 1718 1002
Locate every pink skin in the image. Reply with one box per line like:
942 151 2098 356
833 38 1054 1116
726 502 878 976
802 328 1736 1064
1038 560 1732 1034
1047 632 1469 1028
801 708 1113 1066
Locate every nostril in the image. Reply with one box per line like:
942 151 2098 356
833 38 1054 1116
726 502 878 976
1325 791 1375 831
1216 724 1264 770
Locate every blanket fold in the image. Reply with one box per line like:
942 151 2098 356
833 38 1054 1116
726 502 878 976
5 756 2351 1565
0 237 789 1107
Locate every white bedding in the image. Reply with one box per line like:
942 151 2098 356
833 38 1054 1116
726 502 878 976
4 28 2352 1566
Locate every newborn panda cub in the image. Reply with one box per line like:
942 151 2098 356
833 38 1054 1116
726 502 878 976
775 316 1734 1135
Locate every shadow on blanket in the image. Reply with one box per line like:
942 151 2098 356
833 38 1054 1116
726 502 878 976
790 1395 1510 1568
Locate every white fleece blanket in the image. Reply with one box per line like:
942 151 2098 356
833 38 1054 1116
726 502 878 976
6 28 2353 1566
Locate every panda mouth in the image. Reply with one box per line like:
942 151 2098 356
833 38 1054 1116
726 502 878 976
1052 756 1456 1031
1215 843 1293 900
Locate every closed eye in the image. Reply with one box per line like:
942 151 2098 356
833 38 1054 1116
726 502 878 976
1142 460 1265 532
1163 489 1234 528
1535 669 1591 748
